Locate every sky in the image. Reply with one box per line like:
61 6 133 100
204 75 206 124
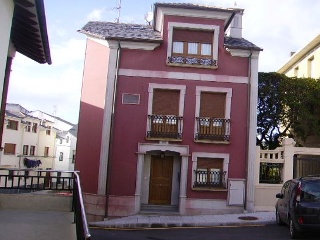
7 0 320 124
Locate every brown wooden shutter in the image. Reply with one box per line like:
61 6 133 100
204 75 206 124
197 158 223 170
200 92 226 118
4 143 16 154
173 29 213 43
152 89 180 115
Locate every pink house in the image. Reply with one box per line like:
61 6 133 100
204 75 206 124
77 3 262 221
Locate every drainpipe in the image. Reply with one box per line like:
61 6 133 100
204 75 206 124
244 51 252 211
105 41 121 218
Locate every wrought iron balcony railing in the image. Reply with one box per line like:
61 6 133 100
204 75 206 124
147 115 183 140
193 169 227 189
195 117 230 142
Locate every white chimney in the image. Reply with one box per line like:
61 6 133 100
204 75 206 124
228 9 243 38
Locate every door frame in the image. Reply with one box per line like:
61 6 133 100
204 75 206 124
136 143 189 214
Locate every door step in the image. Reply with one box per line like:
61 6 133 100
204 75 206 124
140 204 179 215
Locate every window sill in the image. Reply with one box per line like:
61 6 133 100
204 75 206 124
192 187 228 192
167 62 218 69
194 139 230 144
146 137 182 142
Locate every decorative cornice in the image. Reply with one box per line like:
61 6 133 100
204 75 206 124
119 69 248 84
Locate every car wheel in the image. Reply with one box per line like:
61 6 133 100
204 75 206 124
289 218 300 239
276 209 285 226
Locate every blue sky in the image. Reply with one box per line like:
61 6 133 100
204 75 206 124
7 0 320 124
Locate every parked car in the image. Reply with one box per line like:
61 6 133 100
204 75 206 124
275 176 320 239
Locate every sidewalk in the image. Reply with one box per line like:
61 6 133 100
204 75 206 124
90 211 276 229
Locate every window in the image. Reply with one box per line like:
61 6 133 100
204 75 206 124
147 84 186 140
195 87 232 142
23 145 29 155
308 56 315 78
32 123 38 133
46 126 51 135
59 152 63 161
25 121 31 132
66 136 69 143
30 146 35 156
72 150 76 163
4 143 16 155
192 152 229 190
167 23 219 68
44 147 49 157
7 120 18 130
59 139 63 144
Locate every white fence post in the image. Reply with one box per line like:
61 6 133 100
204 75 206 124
282 138 296 181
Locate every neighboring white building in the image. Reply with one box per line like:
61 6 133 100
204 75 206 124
0 103 76 171
55 125 77 171
0 0 51 153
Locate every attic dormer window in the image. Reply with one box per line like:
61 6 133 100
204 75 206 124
167 23 219 69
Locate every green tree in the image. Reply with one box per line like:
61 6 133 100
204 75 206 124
257 72 320 149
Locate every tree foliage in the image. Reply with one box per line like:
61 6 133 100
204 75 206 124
257 72 320 149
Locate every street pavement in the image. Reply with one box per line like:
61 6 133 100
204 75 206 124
0 209 76 240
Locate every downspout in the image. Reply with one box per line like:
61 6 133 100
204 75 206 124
244 51 252 211
105 41 121 218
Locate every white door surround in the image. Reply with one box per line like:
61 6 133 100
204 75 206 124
136 142 189 214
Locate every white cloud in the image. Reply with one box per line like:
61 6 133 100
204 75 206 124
8 38 85 123
86 8 105 21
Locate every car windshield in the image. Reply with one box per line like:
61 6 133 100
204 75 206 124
301 180 320 202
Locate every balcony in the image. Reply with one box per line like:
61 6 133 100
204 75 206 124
195 117 230 143
147 115 183 141
193 169 227 189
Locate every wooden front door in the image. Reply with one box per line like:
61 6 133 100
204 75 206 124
149 155 173 205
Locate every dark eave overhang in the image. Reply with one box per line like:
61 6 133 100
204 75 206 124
11 0 51 64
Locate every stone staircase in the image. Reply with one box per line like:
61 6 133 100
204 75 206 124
140 204 179 214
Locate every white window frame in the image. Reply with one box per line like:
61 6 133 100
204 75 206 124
167 22 220 67
194 86 232 140
192 152 230 190
147 83 186 137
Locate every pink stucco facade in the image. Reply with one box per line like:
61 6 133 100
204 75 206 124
76 4 261 220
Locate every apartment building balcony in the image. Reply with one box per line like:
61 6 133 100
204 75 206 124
147 115 183 141
195 117 230 143
193 169 227 189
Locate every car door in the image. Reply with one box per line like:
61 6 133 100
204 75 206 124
277 180 291 223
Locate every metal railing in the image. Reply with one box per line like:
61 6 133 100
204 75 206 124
147 114 183 140
0 168 91 240
195 117 230 142
193 170 227 188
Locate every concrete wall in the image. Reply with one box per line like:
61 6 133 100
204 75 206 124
0 193 72 212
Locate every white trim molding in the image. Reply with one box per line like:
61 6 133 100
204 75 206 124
119 69 249 84
167 22 220 67
97 45 119 195
136 142 189 214
87 36 160 50
147 83 186 116
194 86 232 141
191 152 230 190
